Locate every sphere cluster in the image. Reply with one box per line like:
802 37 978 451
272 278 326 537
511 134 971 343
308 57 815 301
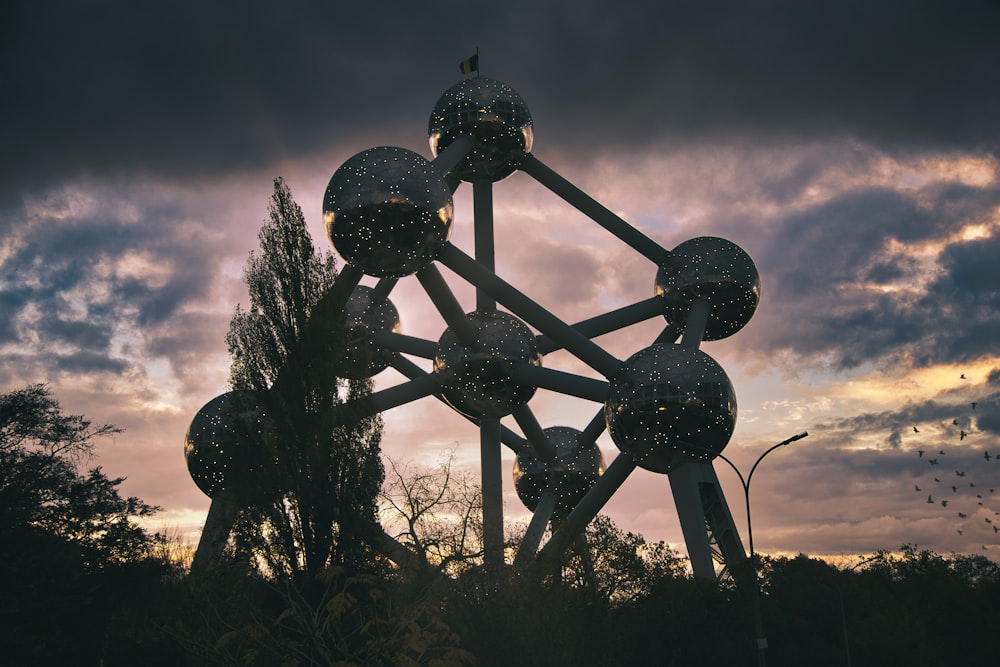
428 77 534 183
190 75 763 543
605 344 737 474
323 146 454 278
433 310 541 419
513 426 606 516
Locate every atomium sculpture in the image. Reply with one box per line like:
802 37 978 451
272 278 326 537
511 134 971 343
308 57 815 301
186 73 762 579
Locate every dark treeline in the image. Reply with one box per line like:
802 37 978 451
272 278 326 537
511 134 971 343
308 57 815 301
3 385 1000 665
6 533 1000 666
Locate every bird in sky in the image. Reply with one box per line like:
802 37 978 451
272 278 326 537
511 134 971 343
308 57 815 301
934 477 941 482
953 419 960 425
959 512 968 518
985 451 992 461
927 495 934 503
939 450 946 455
918 450 925 457
960 430 968 440
961 374 967 379
930 458 940 465
972 402 977 409
913 426 920 433
941 500 948 507
915 484 921 491
957 470 966 477
952 486 958 492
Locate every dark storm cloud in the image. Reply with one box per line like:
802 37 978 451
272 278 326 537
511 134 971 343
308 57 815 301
0 186 231 381
735 174 1000 371
4 1 999 204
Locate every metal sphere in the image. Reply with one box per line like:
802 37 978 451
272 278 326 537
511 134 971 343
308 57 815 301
433 310 541 419
184 392 268 498
654 236 760 341
335 286 402 379
323 146 454 278
513 426 606 516
605 344 736 474
428 77 534 183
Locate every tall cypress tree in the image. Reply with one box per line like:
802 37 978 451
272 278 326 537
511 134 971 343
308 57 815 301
226 177 383 576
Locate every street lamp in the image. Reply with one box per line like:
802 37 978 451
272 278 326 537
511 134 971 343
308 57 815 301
715 431 809 557
713 431 809 667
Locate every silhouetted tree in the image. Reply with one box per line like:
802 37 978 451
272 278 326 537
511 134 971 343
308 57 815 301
380 452 485 578
225 177 384 576
0 384 170 664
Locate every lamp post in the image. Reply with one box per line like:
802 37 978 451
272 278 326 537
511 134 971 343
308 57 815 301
716 431 809 557
713 431 809 667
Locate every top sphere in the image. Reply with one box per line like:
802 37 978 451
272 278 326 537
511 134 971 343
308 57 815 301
655 236 761 341
324 146 454 278
428 77 533 183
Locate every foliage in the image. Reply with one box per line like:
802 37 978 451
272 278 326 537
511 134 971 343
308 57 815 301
166 563 474 667
0 383 173 664
225 177 384 576
0 383 159 566
559 513 688 605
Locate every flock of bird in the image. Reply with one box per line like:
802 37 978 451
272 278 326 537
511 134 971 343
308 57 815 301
911 376 998 552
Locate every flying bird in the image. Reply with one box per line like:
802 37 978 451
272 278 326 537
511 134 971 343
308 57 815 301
918 450 925 457
929 458 939 465
953 419 960 425
956 470 966 476
915 484 921 491
959 512 967 518
960 374 967 379
985 451 992 461
941 500 948 507
960 430 968 440
913 426 920 433
972 402 977 409
952 486 958 492
934 477 941 482
927 495 934 503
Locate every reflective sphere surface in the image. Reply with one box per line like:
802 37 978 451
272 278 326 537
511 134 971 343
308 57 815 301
429 77 533 183
655 236 760 341
433 310 541 419
324 146 454 278
184 392 268 498
605 344 736 473
513 426 606 516
336 286 402 379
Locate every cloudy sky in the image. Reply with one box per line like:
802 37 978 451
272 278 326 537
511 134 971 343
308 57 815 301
4 1 1000 565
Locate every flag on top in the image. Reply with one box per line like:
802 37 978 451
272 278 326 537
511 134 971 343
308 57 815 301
459 52 479 75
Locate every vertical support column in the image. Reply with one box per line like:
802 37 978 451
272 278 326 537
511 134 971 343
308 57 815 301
190 493 239 574
668 462 722 579
474 180 495 311
667 297 744 579
473 179 505 568
480 417 505 568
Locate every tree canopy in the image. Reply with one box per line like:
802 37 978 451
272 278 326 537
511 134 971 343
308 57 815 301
225 177 384 576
